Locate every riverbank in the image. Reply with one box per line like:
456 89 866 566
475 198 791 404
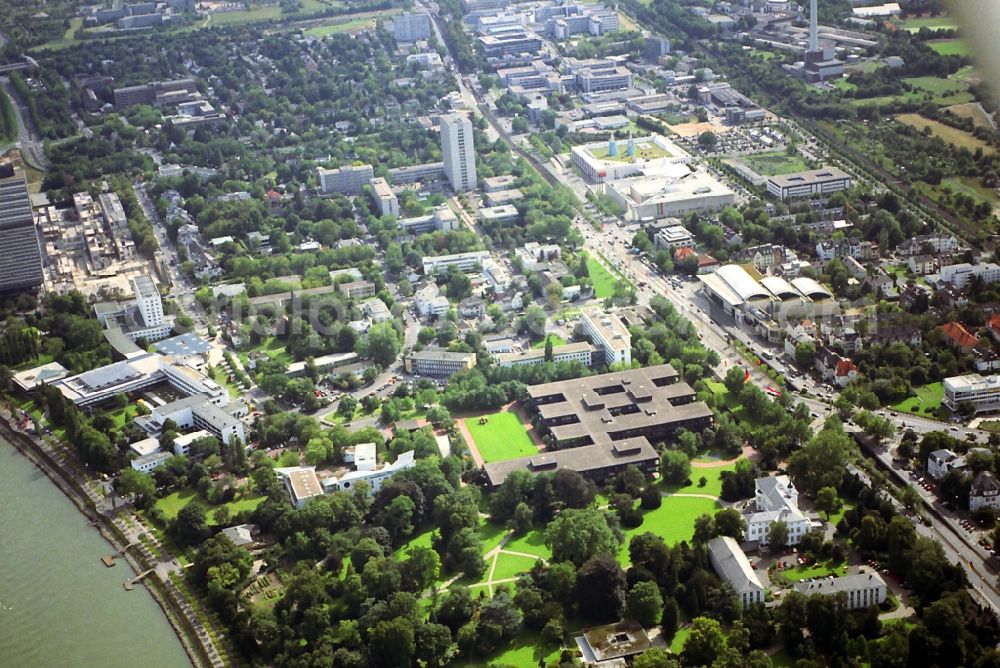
0 407 217 668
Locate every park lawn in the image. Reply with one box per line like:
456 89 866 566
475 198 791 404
464 412 538 464
618 496 720 564
504 528 552 560
211 367 243 399
826 500 855 528
393 527 435 558
669 626 692 653
208 494 266 523
741 151 809 176
466 583 492 598
155 488 265 524
893 382 944 416
492 553 541 581
456 631 560 668
895 114 995 154
661 459 741 499
928 39 970 57
583 252 620 298
899 15 958 32
479 520 510 554
208 5 283 25
531 334 567 349
303 17 376 36
776 558 848 583
903 76 974 104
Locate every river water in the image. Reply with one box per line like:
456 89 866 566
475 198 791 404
0 436 191 668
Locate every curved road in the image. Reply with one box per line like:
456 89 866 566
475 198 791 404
0 75 48 170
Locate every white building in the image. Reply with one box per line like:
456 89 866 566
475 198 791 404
322 450 416 494
422 250 490 275
440 113 477 192
580 308 631 366
276 466 325 509
745 475 809 546
129 436 161 459
939 263 1000 289
173 429 213 457
318 164 374 195
707 536 766 608
927 448 967 480
136 394 246 445
943 374 1000 413
794 572 888 610
766 168 852 199
970 471 1000 511
394 12 431 41
131 451 171 473
369 177 399 218
133 275 165 330
494 341 597 367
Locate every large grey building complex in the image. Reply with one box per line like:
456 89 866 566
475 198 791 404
766 167 851 199
404 350 478 378
0 165 43 293
526 365 713 449
440 114 477 192
318 164 375 195
483 438 658 487
394 12 432 41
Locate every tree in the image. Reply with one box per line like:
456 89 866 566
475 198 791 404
815 486 842 520
370 617 416 667
795 341 817 368
661 597 680 641
576 554 626 622
768 520 789 551
173 501 210 547
545 508 622 567
633 648 679 668
366 322 402 367
415 623 454 668
724 365 746 394
512 502 533 535
544 335 554 363
661 450 691 485
697 131 717 148
682 618 728 667
552 469 597 509
116 468 156 507
627 580 663 627
787 423 854 494
446 268 472 301
714 508 746 541
336 395 360 420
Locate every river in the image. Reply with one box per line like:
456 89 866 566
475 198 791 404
0 436 191 668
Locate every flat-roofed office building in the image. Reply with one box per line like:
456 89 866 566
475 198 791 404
766 167 851 199
0 166 43 293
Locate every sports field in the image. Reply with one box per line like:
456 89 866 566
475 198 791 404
740 151 808 176
464 411 538 463
927 39 970 57
899 15 958 32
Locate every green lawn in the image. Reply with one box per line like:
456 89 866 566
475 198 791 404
892 382 944 416
531 334 566 349
303 17 376 36
479 520 510 554
492 553 540 581
619 496 720 564
464 412 538 463
774 558 848 583
740 151 809 177
393 528 435 559
899 15 958 32
670 626 692 653
927 39 970 57
154 488 265 525
455 631 560 668
661 459 741 499
583 252 621 298
504 528 552 560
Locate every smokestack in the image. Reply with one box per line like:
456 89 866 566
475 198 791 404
809 0 818 52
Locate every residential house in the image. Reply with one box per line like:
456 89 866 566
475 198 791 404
941 322 979 355
732 243 791 273
969 471 1000 511
927 449 966 480
814 346 859 388
843 256 867 280
987 314 1000 342
908 254 936 276
897 234 959 257
459 297 486 318
868 324 922 348
974 347 1000 372
936 284 969 309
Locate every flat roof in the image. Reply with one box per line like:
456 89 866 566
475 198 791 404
582 308 631 352
484 437 657 486
284 467 324 504
13 362 69 392
408 350 477 362
768 167 850 188
154 333 213 357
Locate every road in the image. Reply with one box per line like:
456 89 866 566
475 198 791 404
0 75 47 170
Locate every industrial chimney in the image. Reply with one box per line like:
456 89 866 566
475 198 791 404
808 0 818 53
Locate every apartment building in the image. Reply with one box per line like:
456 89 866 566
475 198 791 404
580 308 631 366
318 164 375 195
404 350 478 378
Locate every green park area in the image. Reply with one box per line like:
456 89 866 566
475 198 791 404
582 252 622 299
927 39 970 57
772 557 848 585
589 139 671 163
618 496 721 564
661 457 740 499
898 15 958 32
892 382 944 416
155 488 266 525
740 151 809 177
896 114 994 154
464 411 538 463
531 334 567 349
903 76 975 104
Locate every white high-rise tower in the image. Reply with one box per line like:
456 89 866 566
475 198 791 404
440 113 477 193
808 0 818 53
132 275 165 327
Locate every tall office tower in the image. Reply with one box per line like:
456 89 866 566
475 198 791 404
0 164 43 293
132 275 165 327
440 113 477 193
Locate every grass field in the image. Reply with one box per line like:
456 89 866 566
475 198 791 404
492 553 541 581
942 176 998 204
504 528 551 560
155 488 265 524
774 558 848 583
927 39 970 56
893 382 944 416
392 527 435 558
619 496 720 564
583 252 621 298
464 412 538 463
896 114 995 154
661 459 740 499
899 15 958 32
479 520 509 554
740 151 809 177
904 76 969 98
455 631 560 668
303 17 375 36
945 102 995 130
531 334 566 349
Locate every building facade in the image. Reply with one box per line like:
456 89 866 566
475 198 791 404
318 164 375 194
405 350 478 377
580 308 631 366
440 114 477 192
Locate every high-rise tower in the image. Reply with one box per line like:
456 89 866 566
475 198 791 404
440 114 477 192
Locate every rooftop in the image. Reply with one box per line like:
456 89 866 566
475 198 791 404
708 536 765 593
484 437 657 486
768 167 850 188
793 571 887 598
